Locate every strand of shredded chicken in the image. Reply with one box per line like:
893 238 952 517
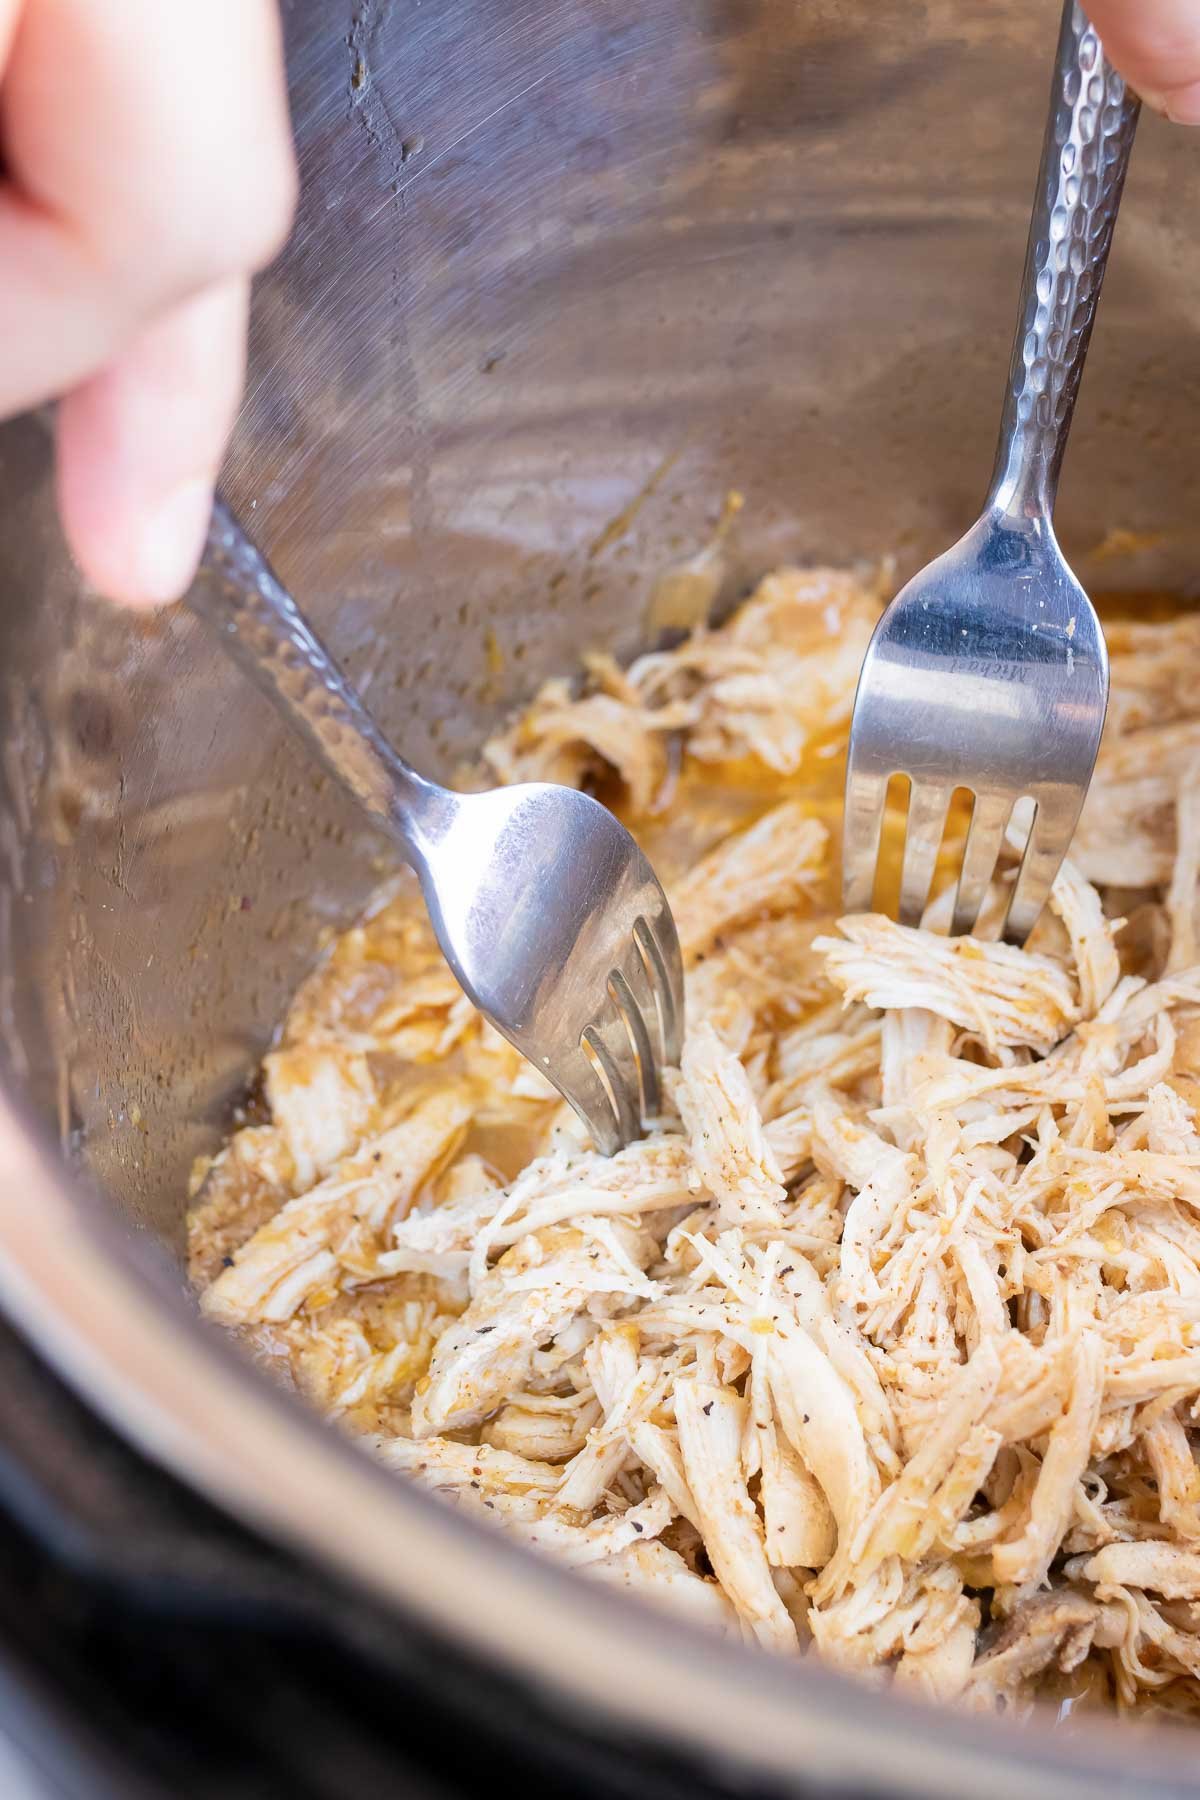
189 558 1200 1723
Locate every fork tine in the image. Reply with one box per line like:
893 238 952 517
634 914 684 1067
1003 791 1080 944
582 1004 642 1147
842 767 888 913
951 791 1014 937
553 1043 623 1156
610 964 660 1118
897 782 953 927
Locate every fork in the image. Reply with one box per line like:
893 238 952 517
843 0 1138 943
191 499 684 1156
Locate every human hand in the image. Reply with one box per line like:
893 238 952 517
1089 0 1200 123
0 0 296 606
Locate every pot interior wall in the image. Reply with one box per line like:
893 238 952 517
1 0 1198 1254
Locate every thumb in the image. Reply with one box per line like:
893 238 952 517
1088 0 1200 123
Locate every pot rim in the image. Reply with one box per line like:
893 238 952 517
0 1080 1191 1798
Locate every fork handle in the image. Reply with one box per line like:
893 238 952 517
986 1 1139 521
192 497 444 859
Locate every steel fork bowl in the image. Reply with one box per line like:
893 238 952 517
843 0 1136 942
194 499 684 1156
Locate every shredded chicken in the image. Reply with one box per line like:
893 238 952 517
189 560 1200 1720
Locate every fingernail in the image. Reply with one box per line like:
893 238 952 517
133 476 213 604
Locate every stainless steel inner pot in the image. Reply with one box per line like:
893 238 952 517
1 1 1199 1792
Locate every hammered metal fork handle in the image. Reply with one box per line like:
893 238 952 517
987 1 1139 521
193 497 442 857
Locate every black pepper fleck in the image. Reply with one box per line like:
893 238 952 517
702 1401 713 1416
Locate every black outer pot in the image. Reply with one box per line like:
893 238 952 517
0 1318 865 1800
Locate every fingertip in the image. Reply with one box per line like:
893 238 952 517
1154 80 1200 125
1087 0 1200 120
58 403 214 606
56 280 246 607
114 476 215 607
57 398 216 609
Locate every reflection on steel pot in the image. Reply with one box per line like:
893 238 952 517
0 1 1197 1794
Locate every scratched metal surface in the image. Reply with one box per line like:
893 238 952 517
0 0 1198 1246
